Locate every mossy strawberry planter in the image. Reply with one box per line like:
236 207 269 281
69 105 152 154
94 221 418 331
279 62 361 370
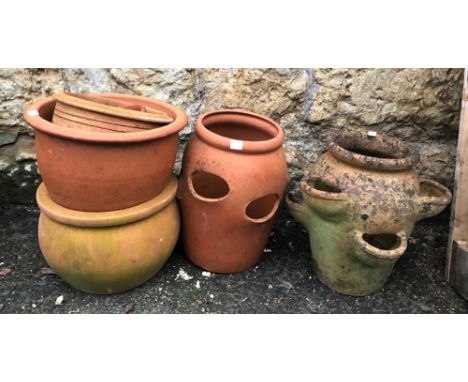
287 130 452 296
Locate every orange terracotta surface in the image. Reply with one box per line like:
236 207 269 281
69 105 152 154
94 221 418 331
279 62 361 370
36 176 180 294
177 109 288 273
23 93 188 212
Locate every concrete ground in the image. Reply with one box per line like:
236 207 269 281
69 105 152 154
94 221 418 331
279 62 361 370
0 203 467 314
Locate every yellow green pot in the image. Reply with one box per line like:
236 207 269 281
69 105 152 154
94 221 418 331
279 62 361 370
36 176 180 294
286 130 452 296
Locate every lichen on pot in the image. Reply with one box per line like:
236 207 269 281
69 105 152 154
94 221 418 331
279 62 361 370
36 176 180 294
287 129 452 296
177 109 289 273
23 93 188 212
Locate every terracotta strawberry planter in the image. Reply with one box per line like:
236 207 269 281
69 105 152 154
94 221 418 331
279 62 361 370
286 129 452 295
52 92 174 133
23 93 187 212
177 109 288 273
36 176 180 294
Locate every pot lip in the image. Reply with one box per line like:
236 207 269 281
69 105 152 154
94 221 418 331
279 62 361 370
23 93 188 143
328 130 419 171
418 177 452 205
353 230 407 260
195 109 284 153
36 176 178 228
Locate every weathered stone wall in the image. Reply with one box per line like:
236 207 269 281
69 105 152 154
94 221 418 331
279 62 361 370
0 68 463 204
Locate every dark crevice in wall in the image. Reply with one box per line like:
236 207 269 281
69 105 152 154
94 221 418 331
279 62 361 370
193 68 207 122
303 69 319 122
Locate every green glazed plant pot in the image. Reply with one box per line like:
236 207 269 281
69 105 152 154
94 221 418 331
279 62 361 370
36 176 180 294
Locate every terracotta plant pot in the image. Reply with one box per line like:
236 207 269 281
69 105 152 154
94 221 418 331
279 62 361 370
286 130 452 296
177 109 288 273
36 176 180 294
52 92 174 133
23 93 187 212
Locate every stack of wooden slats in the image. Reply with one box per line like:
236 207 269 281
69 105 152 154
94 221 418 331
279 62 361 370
52 92 174 133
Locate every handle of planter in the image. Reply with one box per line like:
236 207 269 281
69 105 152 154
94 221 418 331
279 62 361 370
415 178 452 221
351 230 407 266
298 177 350 220
285 192 310 227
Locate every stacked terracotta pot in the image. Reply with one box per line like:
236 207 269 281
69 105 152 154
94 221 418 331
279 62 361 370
23 93 188 294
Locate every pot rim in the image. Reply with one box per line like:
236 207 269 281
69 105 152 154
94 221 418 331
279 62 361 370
36 176 178 228
328 129 419 171
353 230 407 260
418 177 452 205
195 109 284 153
300 176 348 201
23 93 188 143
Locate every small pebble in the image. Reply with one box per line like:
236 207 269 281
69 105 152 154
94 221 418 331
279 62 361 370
123 303 134 314
0 268 12 276
176 268 193 281
39 267 56 275
55 295 64 305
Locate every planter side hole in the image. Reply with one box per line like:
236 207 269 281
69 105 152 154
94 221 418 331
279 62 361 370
419 180 445 198
245 193 279 221
309 179 342 194
362 233 401 250
190 171 230 200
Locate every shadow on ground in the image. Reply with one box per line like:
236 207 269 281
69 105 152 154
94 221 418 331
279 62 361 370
1 203 467 313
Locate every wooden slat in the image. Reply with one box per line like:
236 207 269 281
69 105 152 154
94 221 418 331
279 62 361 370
54 105 157 131
449 241 468 299
52 112 145 133
447 69 468 288
53 92 174 124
